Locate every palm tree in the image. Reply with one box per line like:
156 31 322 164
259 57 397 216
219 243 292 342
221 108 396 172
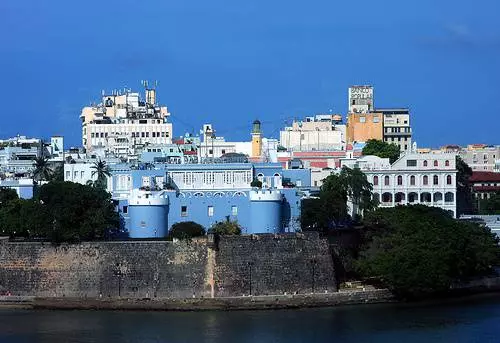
33 156 53 182
91 159 111 189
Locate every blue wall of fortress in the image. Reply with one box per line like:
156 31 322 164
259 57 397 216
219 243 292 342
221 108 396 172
0 233 336 298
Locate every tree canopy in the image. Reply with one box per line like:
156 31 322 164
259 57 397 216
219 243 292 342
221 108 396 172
362 139 401 164
301 166 376 231
209 217 242 235
32 156 53 182
478 192 500 215
456 156 474 215
0 181 119 243
356 205 500 298
90 159 111 189
169 221 206 240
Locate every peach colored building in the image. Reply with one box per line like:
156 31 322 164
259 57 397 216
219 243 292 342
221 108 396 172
346 112 383 143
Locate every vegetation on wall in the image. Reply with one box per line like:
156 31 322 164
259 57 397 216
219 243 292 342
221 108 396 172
361 139 401 164
169 221 206 240
209 217 242 235
355 205 500 299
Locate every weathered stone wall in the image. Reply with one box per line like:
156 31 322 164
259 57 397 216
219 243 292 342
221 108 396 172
0 240 210 298
214 232 337 296
0 233 336 299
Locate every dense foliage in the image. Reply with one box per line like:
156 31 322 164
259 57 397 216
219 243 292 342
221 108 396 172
169 221 206 240
250 179 262 188
356 205 500 298
32 156 53 182
456 156 474 215
478 192 500 215
301 166 376 230
362 139 401 164
209 218 242 235
0 182 119 243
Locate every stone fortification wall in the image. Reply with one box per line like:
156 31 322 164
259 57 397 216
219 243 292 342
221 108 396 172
0 240 209 298
214 232 336 296
0 233 336 299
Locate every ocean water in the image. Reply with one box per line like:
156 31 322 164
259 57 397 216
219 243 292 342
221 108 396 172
1 294 500 343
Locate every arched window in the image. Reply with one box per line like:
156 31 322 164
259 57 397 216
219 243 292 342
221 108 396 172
373 175 379 186
423 160 428 167
384 175 390 186
423 175 428 185
445 192 454 202
410 175 415 186
446 175 452 185
433 175 439 185
397 175 403 186
434 160 438 167
445 160 450 167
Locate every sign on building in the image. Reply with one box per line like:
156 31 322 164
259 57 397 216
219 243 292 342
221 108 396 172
348 86 374 113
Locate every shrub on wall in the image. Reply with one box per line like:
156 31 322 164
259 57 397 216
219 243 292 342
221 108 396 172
209 217 242 235
169 221 206 240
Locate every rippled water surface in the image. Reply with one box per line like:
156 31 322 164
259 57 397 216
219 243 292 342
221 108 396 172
1 295 500 342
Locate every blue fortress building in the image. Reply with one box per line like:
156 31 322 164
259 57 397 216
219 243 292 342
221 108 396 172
109 162 311 237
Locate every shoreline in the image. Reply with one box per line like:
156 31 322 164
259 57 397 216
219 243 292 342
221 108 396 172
0 289 395 311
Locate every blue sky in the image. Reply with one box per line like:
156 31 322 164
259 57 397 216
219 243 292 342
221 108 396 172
1 0 499 148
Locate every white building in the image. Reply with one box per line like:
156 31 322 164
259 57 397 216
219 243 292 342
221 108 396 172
315 152 458 217
279 115 346 152
199 124 279 162
81 85 172 158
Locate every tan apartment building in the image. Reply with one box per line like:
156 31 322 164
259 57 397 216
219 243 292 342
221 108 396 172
346 112 383 143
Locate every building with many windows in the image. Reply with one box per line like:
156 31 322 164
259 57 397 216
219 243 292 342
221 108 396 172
312 152 458 217
352 153 457 217
459 144 500 172
379 108 412 151
279 114 346 152
64 159 311 237
81 83 172 158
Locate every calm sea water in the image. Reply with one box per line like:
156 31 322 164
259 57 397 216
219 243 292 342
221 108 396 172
2 294 500 343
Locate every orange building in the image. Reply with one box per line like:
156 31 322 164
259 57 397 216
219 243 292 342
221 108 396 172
346 112 383 143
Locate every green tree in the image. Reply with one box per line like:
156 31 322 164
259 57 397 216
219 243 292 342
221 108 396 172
362 139 401 164
32 156 53 182
250 178 262 188
49 163 64 182
34 181 119 243
356 205 500 298
209 217 242 235
0 187 18 206
478 192 500 214
456 156 474 215
91 159 111 189
169 221 205 240
301 166 375 230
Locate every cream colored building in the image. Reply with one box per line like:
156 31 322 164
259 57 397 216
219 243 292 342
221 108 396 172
314 152 458 217
280 114 346 151
378 108 413 151
81 86 172 158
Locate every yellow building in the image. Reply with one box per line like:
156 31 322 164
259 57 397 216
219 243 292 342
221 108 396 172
346 112 383 143
251 120 262 158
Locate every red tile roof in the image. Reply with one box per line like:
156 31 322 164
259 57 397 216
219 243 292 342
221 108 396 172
470 172 500 183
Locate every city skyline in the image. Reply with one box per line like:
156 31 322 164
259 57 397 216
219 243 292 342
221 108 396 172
1 0 499 147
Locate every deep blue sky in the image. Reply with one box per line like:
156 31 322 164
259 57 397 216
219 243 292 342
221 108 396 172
1 0 499 148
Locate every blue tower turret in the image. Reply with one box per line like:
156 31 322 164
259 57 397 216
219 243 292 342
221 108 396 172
249 189 283 234
128 189 169 238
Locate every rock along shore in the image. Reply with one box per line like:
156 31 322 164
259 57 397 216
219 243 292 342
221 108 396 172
0 289 395 311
